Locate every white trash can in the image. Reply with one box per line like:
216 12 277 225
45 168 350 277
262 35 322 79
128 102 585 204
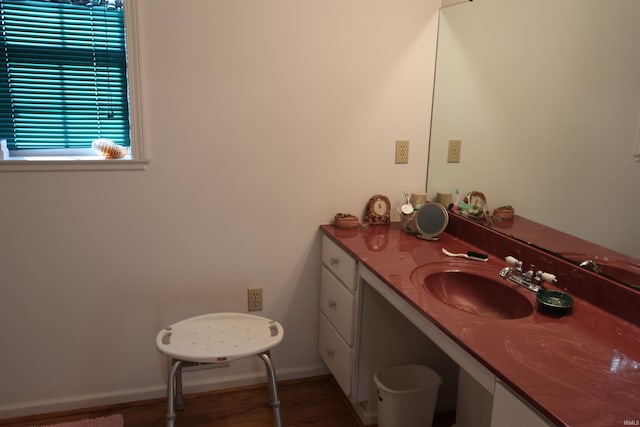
374 364 442 427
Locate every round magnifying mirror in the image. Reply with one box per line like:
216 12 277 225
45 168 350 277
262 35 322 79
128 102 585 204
415 202 449 241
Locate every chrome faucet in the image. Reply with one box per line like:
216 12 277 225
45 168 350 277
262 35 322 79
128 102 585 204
579 259 601 274
499 256 557 292
499 256 523 278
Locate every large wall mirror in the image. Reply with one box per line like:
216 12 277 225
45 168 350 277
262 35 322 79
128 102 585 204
427 0 640 287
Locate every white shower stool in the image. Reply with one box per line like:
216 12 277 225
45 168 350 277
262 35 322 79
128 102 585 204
156 312 284 427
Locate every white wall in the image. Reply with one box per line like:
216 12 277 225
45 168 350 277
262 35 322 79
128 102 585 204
0 0 440 417
428 0 640 259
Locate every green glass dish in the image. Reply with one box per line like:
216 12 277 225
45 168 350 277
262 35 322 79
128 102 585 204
536 288 573 315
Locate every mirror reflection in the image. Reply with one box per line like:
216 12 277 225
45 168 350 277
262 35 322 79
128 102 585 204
427 0 640 287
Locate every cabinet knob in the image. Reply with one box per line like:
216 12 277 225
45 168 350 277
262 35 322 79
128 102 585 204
330 257 339 266
326 349 334 358
328 300 337 309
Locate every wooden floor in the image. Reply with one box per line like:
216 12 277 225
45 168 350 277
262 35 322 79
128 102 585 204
1 376 456 427
1 376 362 427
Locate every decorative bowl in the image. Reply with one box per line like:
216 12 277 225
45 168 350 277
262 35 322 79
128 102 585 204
493 205 515 221
334 213 359 229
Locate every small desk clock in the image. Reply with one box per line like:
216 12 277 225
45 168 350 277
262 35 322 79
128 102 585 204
364 194 391 225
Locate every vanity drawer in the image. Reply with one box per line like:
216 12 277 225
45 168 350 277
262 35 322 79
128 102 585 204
322 235 356 291
318 312 352 396
320 265 355 345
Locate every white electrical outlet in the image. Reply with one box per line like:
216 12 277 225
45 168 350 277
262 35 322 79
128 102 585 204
395 140 409 164
247 288 263 311
447 139 462 163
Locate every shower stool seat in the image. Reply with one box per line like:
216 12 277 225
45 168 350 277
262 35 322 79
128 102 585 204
156 312 284 427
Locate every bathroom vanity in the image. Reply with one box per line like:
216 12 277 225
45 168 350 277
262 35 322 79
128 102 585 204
318 215 640 426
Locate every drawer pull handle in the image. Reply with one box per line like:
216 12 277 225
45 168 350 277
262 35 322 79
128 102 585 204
330 257 339 265
326 349 334 358
328 300 337 309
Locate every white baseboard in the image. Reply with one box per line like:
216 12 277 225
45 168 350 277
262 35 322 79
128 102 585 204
0 364 329 420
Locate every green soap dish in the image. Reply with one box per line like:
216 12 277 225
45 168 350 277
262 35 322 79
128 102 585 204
536 288 573 315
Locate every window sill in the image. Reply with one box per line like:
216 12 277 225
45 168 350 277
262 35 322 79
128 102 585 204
0 157 149 172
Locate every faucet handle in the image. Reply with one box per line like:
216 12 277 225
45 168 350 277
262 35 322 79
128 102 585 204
534 271 557 285
539 272 557 284
505 256 522 269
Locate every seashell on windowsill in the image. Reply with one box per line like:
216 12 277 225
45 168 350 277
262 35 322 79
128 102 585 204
91 138 128 159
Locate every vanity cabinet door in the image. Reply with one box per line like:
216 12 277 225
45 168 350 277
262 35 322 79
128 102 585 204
491 382 553 427
318 312 352 395
320 266 355 345
322 236 357 291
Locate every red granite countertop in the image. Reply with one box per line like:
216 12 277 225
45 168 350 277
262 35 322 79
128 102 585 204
320 222 640 427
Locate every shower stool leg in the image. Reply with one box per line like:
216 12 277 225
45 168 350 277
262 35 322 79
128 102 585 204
166 359 183 427
258 351 282 427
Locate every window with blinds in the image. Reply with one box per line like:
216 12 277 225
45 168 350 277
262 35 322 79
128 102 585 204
0 0 130 152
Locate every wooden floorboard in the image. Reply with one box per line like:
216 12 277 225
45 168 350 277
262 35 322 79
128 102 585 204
0 376 363 427
1 375 456 427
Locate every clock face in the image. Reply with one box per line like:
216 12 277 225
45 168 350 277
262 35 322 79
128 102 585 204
373 199 388 215
365 195 390 225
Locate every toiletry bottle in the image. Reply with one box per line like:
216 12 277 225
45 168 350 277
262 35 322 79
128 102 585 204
452 188 460 212
0 139 9 159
